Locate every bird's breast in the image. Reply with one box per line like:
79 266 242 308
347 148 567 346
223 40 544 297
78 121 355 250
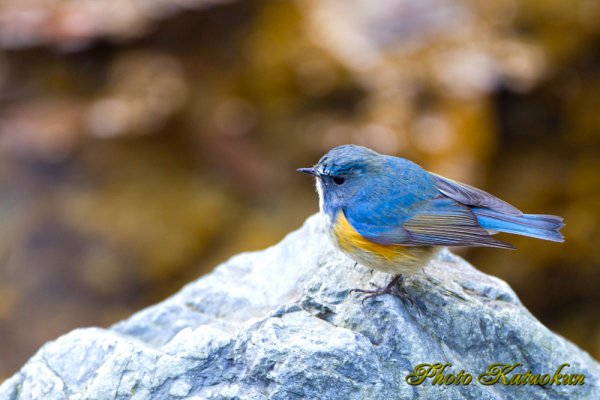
328 210 436 275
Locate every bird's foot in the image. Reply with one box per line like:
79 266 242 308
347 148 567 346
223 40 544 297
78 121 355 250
350 275 413 305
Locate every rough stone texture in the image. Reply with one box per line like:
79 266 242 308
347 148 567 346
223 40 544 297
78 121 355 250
1 214 599 399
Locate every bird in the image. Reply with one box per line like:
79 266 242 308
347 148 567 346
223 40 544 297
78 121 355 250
298 144 564 300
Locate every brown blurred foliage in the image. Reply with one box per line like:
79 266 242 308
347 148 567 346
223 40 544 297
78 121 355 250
0 0 599 379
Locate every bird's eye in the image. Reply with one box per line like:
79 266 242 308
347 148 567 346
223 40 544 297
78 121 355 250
333 176 346 185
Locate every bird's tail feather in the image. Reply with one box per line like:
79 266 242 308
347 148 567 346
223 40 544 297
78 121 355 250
473 208 565 242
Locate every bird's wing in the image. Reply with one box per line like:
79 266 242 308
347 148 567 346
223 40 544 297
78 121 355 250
347 197 515 249
430 173 522 216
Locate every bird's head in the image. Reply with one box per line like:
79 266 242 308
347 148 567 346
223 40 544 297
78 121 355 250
298 144 385 215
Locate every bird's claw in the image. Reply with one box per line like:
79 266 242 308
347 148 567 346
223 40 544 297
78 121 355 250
349 285 390 304
349 275 413 306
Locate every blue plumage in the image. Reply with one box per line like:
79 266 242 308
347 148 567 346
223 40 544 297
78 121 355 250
472 208 564 243
298 144 564 285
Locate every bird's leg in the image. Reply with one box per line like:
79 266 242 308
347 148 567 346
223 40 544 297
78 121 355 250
383 274 403 293
350 274 407 303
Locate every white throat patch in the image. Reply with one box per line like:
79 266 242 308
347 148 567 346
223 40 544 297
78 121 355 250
315 178 325 213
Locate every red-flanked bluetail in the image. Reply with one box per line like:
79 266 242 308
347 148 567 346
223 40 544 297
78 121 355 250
298 145 564 300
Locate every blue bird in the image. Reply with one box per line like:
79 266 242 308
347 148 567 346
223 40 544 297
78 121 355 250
298 144 564 299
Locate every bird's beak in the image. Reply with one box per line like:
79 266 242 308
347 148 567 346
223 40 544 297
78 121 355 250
297 167 319 177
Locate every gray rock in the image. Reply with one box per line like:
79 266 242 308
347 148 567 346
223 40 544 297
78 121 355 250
1 214 599 399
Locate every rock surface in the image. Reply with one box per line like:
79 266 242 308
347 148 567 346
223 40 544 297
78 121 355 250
1 214 599 399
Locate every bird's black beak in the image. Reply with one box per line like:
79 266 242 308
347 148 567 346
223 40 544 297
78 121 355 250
297 167 319 177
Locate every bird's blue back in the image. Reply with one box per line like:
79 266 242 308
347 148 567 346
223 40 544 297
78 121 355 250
344 156 438 237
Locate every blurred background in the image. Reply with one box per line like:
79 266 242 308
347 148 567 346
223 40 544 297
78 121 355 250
0 0 599 380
